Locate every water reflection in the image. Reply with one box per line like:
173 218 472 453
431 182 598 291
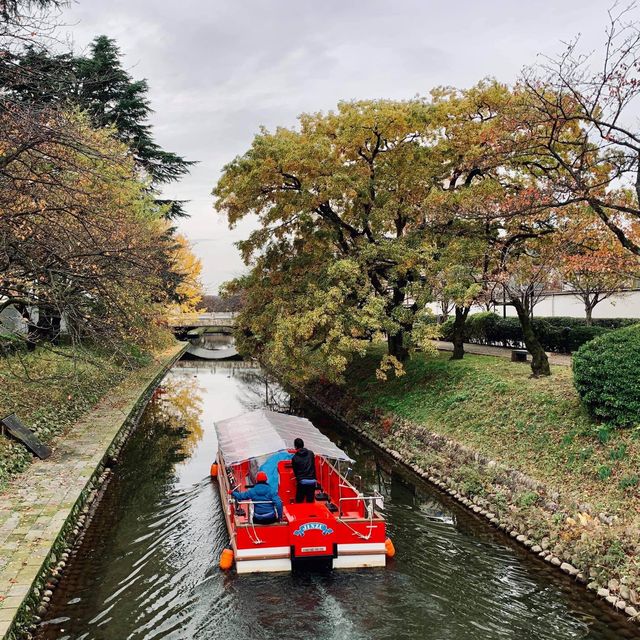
195 331 236 352
233 368 291 413
35 363 638 640
150 375 205 456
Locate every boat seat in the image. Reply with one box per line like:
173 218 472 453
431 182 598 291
277 460 297 504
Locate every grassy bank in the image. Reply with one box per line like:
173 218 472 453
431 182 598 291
348 346 640 511
310 344 640 601
0 340 173 487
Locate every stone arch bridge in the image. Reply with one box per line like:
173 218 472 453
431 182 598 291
167 312 239 360
166 311 238 331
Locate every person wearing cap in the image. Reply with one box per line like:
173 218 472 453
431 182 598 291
231 471 283 524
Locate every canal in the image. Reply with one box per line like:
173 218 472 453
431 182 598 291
35 362 638 639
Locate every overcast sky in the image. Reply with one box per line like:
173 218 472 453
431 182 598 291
61 0 616 294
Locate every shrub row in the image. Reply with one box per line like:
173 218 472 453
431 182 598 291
438 312 638 354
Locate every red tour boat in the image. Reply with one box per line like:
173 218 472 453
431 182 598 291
211 409 393 573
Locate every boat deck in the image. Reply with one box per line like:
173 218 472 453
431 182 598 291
229 457 382 526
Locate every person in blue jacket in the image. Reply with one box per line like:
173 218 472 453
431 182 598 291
231 471 283 525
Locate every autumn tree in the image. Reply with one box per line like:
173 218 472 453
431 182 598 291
216 82 568 377
0 109 177 349
439 202 558 375
520 5 640 257
0 1 196 353
431 235 486 360
421 82 561 371
448 182 562 375
223 237 393 384
215 100 446 380
168 234 204 313
561 218 639 324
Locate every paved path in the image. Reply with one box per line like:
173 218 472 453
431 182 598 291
0 343 185 638
432 341 572 367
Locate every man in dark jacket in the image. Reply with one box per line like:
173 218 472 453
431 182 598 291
232 471 283 524
291 437 316 503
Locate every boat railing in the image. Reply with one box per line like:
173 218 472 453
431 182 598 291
337 492 384 520
231 499 283 525
317 457 360 507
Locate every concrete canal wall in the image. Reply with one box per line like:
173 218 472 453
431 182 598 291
0 343 186 640
291 382 640 629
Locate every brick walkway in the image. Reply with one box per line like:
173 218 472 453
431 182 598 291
0 344 185 638
432 341 572 367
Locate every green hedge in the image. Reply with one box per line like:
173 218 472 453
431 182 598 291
438 313 636 354
573 324 640 426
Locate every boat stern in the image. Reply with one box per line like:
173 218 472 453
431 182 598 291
290 515 337 563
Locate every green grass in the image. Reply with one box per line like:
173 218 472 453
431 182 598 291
0 345 145 487
346 345 640 513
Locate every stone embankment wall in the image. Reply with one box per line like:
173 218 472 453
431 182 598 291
0 343 186 640
293 382 640 629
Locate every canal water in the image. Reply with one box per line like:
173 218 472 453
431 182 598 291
35 362 638 640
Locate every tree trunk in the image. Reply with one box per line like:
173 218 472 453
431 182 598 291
512 298 550 377
450 305 470 360
439 300 451 322
387 330 409 362
585 305 593 326
387 282 410 362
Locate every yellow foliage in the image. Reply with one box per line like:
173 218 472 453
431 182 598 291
376 355 406 381
168 234 204 313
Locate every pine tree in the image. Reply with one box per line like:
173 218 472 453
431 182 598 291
76 37 194 217
0 35 194 217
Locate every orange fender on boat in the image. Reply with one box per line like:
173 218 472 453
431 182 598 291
219 547 234 571
385 537 396 559
210 463 218 478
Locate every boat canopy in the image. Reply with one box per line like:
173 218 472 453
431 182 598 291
215 409 354 465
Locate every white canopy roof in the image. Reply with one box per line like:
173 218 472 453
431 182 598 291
215 409 354 465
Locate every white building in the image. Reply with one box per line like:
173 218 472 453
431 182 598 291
431 289 640 320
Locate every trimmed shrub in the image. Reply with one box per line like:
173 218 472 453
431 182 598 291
466 312 498 343
561 325 608 352
590 318 639 330
494 317 522 348
573 324 640 427
439 317 455 342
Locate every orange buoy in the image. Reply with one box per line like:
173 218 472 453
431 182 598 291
219 547 234 571
385 537 396 559
210 463 218 478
